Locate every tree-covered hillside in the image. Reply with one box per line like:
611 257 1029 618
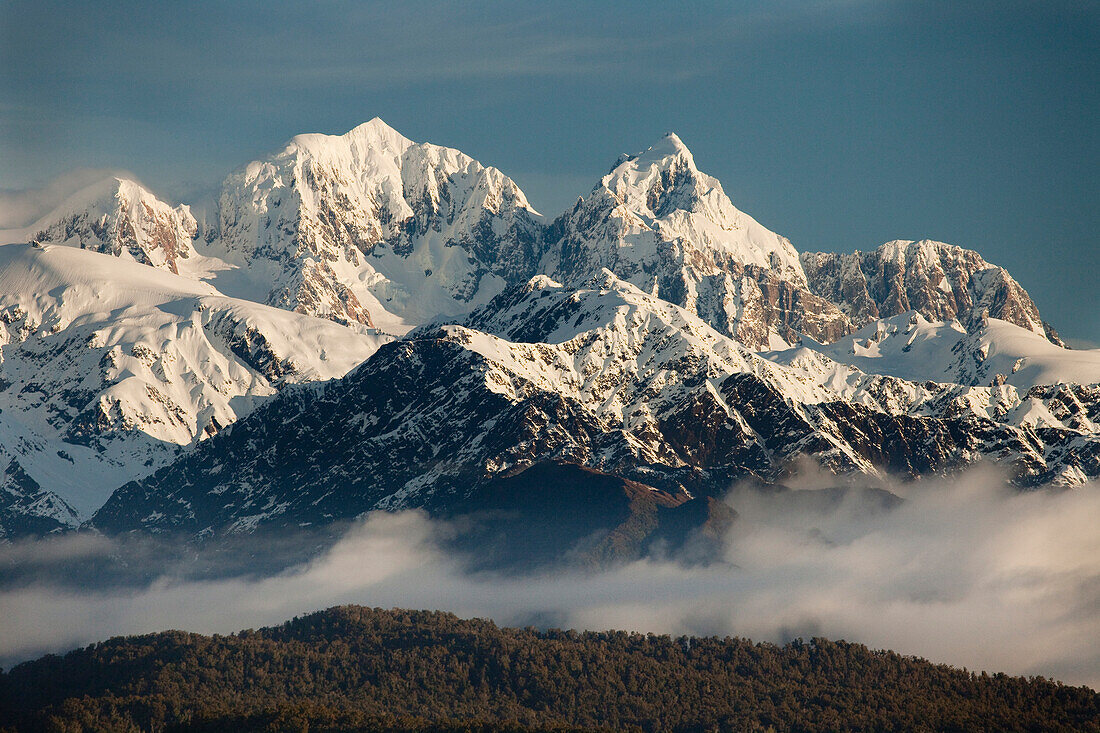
1 605 1096 732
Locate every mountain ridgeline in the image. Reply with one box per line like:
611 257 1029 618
1 118 1098 541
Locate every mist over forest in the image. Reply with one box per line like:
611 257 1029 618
3 467 1097 690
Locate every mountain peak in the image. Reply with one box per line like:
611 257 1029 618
633 131 697 171
344 116 410 144
0 174 199 275
602 133 701 197
218 116 546 333
602 134 698 182
286 117 414 160
661 131 688 150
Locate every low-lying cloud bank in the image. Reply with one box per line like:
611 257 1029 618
1 468 1097 689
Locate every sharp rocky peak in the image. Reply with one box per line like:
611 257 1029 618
543 131 841 349
602 132 705 210
639 131 696 167
287 117 414 159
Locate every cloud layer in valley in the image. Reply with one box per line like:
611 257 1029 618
1 468 1097 689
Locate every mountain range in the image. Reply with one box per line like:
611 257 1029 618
2 118 1097 545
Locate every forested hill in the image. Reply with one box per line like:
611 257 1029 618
1 606 1096 732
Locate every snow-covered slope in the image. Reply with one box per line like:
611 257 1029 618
801 240 1063 345
540 134 852 349
0 177 202 276
464 273 1100 456
769 312 1100 392
210 118 544 333
0 243 391 526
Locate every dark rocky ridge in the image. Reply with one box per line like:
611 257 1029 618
90 286 1099 539
0 457 77 539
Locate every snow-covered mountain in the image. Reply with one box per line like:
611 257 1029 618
209 117 544 333
3 118 1097 542
9 123 1060 352
801 240 1064 345
766 312 1100 440
539 134 852 349
0 243 390 535
8 121 546 337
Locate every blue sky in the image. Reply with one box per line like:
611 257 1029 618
2 0 1097 343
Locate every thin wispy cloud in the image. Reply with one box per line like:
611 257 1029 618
0 168 134 229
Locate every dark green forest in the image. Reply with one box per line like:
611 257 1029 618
1 605 1096 732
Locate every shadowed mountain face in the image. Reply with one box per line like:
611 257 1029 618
0 457 78 539
440 461 737 571
90 275 1100 540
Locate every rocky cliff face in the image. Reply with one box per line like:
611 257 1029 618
801 240 1064 345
